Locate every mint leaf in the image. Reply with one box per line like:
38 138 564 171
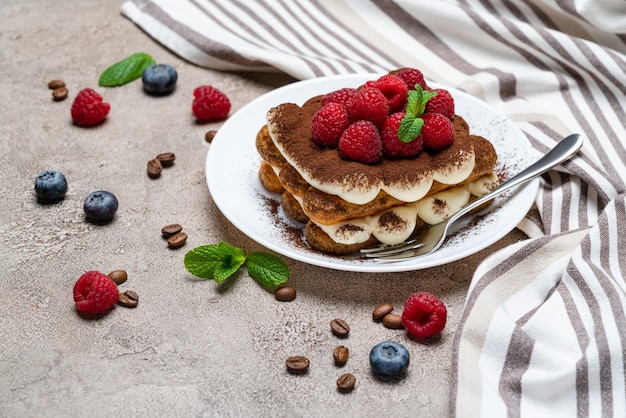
184 242 246 283
245 252 290 288
398 114 424 143
98 52 156 87
406 89 419 116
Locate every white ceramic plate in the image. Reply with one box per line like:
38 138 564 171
206 74 539 273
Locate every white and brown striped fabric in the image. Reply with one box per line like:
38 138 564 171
121 0 626 416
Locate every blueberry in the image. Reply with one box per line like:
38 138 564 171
84 190 118 222
35 170 68 202
142 64 177 95
369 340 410 379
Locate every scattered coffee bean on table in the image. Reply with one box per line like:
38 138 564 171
118 290 139 308
274 285 296 302
147 159 163 179
108 270 128 285
48 79 65 89
155 152 176 167
372 303 394 321
205 130 217 143
330 318 350 337
161 223 183 239
285 356 309 374
382 313 404 329
52 87 68 101
336 373 356 392
167 232 187 248
333 345 349 366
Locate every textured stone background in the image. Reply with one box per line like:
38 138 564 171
0 1 526 416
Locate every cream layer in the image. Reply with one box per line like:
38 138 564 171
298 173 499 246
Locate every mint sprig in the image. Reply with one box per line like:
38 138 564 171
98 52 156 87
398 85 437 143
184 242 290 289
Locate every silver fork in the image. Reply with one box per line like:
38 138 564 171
361 133 584 261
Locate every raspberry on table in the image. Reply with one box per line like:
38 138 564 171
374 74 408 112
321 87 357 109
401 292 447 339
338 120 383 164
73 270 119 315
393 67 428 91
346 87 389 127
425 88 455 119
311 103 350 147
71 88 110 127
421 113 455 151
381 112 423 158
192 85 231 121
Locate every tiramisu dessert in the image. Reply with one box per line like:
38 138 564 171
256 68 499 255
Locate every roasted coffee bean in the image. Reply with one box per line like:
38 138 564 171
372 303 394 321
147 159 163 179
52 87 68 101
205 130 217 143
336 373 356 392
108 269 128 285
48 79 65 89
155 152 176 167
167 231 187 248
285 356 309 373
382 313 404 329
118 290 139 308
161 223 183 239
333 345 349 366
274 285 296 302
330 318 350 337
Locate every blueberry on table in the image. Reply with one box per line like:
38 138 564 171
84 190 118 222
369 340 410 379
34 170 68 202
142 64 177 95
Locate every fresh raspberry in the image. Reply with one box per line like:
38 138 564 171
321 87 358 109
339 120 382 164
401 292 447 339
421 113 454 150
393 67 428 90
311 103 350 147
192 85 231 121
374 74 408 112
347 87 389 127
425 88 455 119
73 270 119 315
381 112 423 158
71 88 110 127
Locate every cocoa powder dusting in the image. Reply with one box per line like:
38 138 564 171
377 211 407 233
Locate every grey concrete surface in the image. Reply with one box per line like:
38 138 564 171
0 1 527 416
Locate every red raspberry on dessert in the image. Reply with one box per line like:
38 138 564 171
394 67 428 90
346 87 389 127
401 292 447 339
71 88 111 127
425 88 455 119
311 103 350 147
192 85 231 121
374 74 409 112
321 87 358 109
421 112 454 150
338 120 382 164
73 270 119 315
381 112 423 158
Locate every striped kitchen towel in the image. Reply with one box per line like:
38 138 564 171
122 0 626 416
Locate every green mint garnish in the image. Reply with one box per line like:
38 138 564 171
98 52 156 87
184 242 289 289
398 85 438 143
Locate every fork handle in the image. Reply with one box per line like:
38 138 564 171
449 133 583 223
